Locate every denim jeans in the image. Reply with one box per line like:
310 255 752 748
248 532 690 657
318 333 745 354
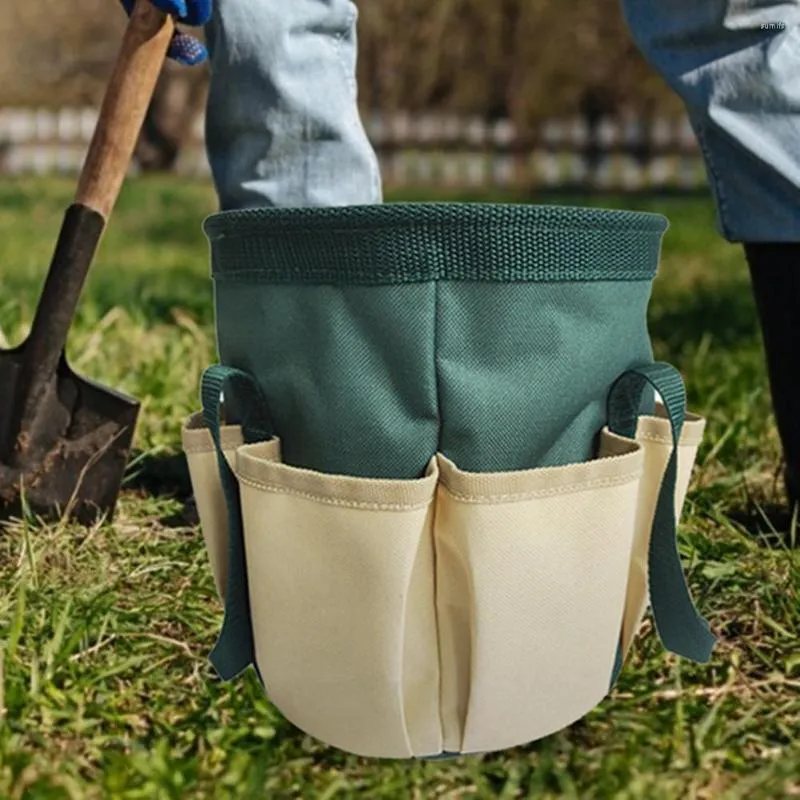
203 0 381 210
205 0 800 242
622 0 800 242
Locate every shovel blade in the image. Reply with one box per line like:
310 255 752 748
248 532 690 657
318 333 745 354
0 353 140 526
0 345 22 461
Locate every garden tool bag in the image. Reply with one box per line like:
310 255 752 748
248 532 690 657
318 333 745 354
182 203 716 759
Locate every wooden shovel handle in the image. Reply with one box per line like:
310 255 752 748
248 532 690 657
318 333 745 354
75 0 174 219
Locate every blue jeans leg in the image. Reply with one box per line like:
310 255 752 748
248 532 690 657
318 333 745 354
203 0 382 211
622 0 800 242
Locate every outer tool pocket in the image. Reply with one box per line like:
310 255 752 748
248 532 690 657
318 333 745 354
182 412 243 602
234 439 442 759
434 429 644 755
600 404 706 658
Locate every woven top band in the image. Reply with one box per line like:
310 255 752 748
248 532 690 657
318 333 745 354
204 202 669 285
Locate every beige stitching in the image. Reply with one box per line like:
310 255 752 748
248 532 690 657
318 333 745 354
440 470 642 504
183 443 217 455
637 432 700 446
183 444 239 456
235 472 435 512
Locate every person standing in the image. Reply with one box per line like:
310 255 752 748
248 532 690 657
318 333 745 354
622 0 800 514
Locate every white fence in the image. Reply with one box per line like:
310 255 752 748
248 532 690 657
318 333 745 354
0 107 707 191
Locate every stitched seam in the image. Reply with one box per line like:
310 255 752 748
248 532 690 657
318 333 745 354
332 2 357 96
236 472 434 511
184 442 241 455
184 443 242 455
441 471 643 503
207 220 667 239
214 270 654 282
637 432 701 446
693 119 732 239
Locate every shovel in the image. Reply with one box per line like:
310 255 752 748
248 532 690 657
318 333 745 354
0 0 174 526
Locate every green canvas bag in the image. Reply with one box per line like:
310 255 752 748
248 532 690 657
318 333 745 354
182 202 715 759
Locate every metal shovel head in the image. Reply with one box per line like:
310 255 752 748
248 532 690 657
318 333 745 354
0 347 140 526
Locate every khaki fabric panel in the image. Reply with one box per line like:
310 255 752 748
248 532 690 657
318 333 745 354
598 404 706 657
434 431 643 755
235 441 442 759
182 412 247 602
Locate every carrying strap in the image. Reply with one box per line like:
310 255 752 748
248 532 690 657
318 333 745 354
607 361 716 663
610 638 624 688
201 363 273 681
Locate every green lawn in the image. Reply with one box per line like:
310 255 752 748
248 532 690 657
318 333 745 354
0 176 797 799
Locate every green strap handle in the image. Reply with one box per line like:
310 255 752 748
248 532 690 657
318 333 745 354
201 363 273 681
607 362 716 665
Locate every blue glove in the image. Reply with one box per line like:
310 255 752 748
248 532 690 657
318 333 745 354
118 0 212 66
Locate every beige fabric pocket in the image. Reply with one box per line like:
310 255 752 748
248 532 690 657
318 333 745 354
182 412 245 602
181 403 705 758
235 441 442 759
599 403 706 658
434 429 644 755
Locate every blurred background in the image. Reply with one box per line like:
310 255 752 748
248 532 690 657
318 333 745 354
0 0 707 194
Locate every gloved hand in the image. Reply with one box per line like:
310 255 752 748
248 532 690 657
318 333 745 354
118 0 212 66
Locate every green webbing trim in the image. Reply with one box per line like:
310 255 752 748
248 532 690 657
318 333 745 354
203 203 668 285
201 364 273 681
607 362 716 663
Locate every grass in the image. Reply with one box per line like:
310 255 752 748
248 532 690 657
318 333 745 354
0 176 798 799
